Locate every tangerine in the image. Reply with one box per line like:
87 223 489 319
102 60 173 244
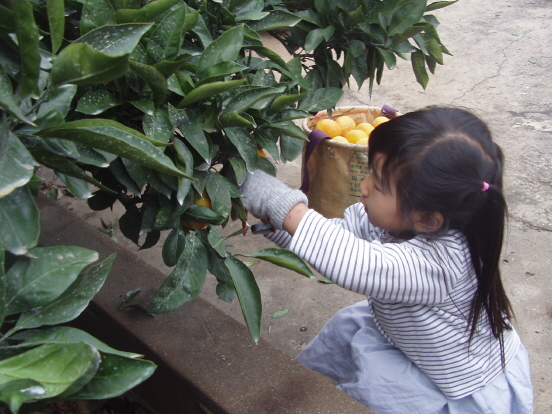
335 116 356 135
314 118 341 138
357 122 375 135
372 116 390 127
181 191 211 230
355 136 369 145
344 129 368 144
332 136 349 143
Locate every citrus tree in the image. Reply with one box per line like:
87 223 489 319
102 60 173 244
1 1 454 409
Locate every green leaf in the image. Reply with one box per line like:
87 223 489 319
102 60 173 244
206 225 227 258
162 227 187 267
174 110 213 164
197 25 245 79
0 343 100 399
0 71 35 126
0 379 44 413
272 307 290 319
37 119 189 178
116 0 181 23
57 173 93 199
228 157 247 186
411 50 429 89
13 0 40 98
177 79 247 108
0 249 5 327
46 0 65 53
426 1 458 12
216 280 236 303
0 186 39 256
247 10 301 31
129 61 168 106
224 87 283 115
143 107 173 143
224 127 258 173
388 0 427 36
269 121 307 141
5 246 99 315
205 171 231 219
243 45 289 71
146 4 186 62
76 23 153 56
197 61 250 85
19 326 143 359
148 234 208 314
76 89 121 115
80 0 117 36
70 353 156 400
11 254 116 332
298 87 344 112
0 132 35 198
181 205 226 225
50 43 130 86
421 33 444 64
267 93 305 115
224 257 261 344
280 134 304 162
219 112 254 128
240 248 314 278
27 146 116 195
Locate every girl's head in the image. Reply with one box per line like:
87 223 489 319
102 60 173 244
367 106 503 235
367 106 512 344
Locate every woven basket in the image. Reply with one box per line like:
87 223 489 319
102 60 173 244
300 105 399 218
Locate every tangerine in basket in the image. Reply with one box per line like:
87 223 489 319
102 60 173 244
357 122 375 135
355 136 369 145
332 136 349 143
344 129 368 144
335 116 356 135
372 116 390 127
315 118 341 138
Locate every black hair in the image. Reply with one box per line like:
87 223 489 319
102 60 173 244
368 106 512 361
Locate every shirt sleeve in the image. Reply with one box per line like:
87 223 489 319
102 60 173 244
289 209 465 305
266 202 384 248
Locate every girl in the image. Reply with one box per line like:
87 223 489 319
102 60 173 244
239 106 533 413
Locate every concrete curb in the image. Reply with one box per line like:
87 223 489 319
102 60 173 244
37 195 372 414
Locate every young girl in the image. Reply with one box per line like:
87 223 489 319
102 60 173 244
239 106 534 414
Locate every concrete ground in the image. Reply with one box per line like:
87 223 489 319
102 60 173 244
49 0 551 412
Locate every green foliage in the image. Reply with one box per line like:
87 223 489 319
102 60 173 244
0 2 454 406
278 0 456 93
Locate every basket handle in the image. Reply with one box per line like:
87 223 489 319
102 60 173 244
300 105 398 194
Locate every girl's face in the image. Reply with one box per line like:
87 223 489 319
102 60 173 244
360 153 412 233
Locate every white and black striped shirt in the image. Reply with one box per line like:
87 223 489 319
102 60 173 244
268 203 520 399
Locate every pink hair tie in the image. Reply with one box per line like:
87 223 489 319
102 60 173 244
481 182 490 192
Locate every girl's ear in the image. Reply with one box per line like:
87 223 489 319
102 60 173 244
412 211 444 233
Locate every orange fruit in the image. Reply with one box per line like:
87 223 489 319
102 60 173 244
181 191 211 230
355 137 369 145
315 118 341 138
335 116 356 135
257 148 267 158
332 136 349 143
357 122 375 136
344 129 368 144
372 116 390 127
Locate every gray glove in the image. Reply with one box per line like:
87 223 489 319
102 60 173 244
239 169 308 230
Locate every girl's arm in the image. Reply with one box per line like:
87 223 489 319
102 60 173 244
288 208 465 304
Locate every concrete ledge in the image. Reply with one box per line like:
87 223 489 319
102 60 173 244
37 195 372 414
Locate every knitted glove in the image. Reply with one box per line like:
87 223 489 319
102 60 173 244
239 169 308 230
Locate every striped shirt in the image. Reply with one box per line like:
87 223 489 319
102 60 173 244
267 203 520 399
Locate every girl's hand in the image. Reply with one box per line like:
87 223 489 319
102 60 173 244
239 169 308 230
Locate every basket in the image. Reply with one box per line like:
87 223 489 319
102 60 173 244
300 105 399 218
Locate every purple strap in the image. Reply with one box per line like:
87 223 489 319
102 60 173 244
300 106 398 194
300 128 330 193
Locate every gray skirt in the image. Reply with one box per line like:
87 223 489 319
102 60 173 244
296 300 533 414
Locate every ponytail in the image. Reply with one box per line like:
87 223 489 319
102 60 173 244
464 182 513 363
